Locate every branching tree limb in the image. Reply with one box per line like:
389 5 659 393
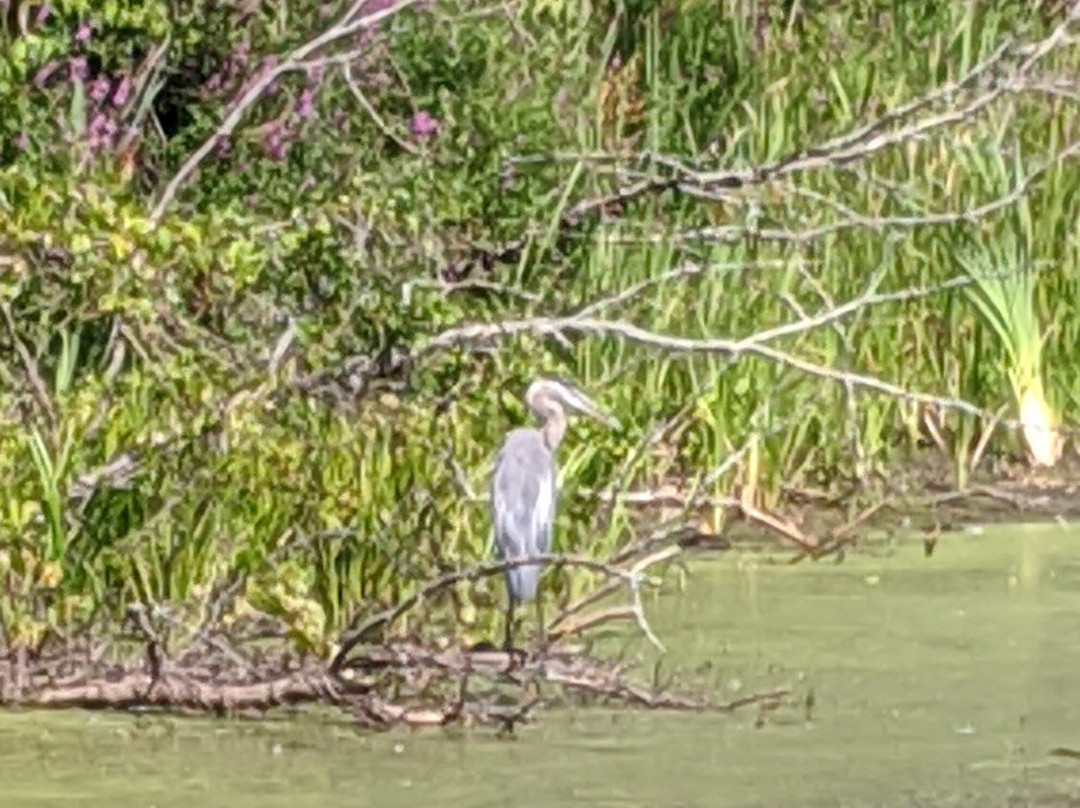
149 0 427 224
1 539 792 731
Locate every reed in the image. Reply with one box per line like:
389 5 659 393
1 0 1078 651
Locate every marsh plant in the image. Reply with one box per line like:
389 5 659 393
1 0 1078 660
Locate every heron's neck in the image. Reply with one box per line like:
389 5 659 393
541 410 566 451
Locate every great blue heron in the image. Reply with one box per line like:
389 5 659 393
490 378 618 651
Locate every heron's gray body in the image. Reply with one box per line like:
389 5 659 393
489 378 616 650
491 427 556 603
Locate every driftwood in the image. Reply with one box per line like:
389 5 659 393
0 537 791 732
1 642 789 732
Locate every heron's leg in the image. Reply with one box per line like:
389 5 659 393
534 596 547 652
530 595 548 701
502 599 516 653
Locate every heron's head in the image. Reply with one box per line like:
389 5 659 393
525 378 620 429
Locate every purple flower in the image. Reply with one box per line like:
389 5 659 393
259 56 280 95
15 132 30 151
233 42 250 65
87 112 117 151
88 75 110 103
73 22 92 45
215 136 231 158
409 110 439 140
34 4 51 25
111 76 132 108
33 60 60 88
87 113 110 135
367 71 391 89
263 128 286 161
297 88 315 120
260 55 278 75
68 57 89 82
305 63 325 85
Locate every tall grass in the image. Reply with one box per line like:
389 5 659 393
2 0 1079 654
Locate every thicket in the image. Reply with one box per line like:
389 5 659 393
1 0 1078 669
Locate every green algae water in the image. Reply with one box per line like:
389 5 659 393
3 522 1080 807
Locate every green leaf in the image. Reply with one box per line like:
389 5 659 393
70 78 87 136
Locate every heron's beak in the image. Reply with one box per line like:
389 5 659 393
568 391 621 430
595 408 621 430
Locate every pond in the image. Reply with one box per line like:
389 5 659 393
3 522 1080 807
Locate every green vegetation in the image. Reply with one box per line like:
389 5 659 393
1 0 1078 662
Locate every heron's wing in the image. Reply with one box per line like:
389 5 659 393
491 431 556 559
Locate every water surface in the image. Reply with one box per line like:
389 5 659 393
4 523 1080 807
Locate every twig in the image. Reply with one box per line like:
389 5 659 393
545 606 636 643
625 546 679 652
341 62 421 155
0 301 56 428
331 548 679 672
739 503 817 550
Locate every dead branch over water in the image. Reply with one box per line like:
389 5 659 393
0 540 788 732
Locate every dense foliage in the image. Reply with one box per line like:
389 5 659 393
1 0 1078 656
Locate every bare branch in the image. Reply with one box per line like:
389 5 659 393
410 305 990 421
331 548 681 672
149 0 426 223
